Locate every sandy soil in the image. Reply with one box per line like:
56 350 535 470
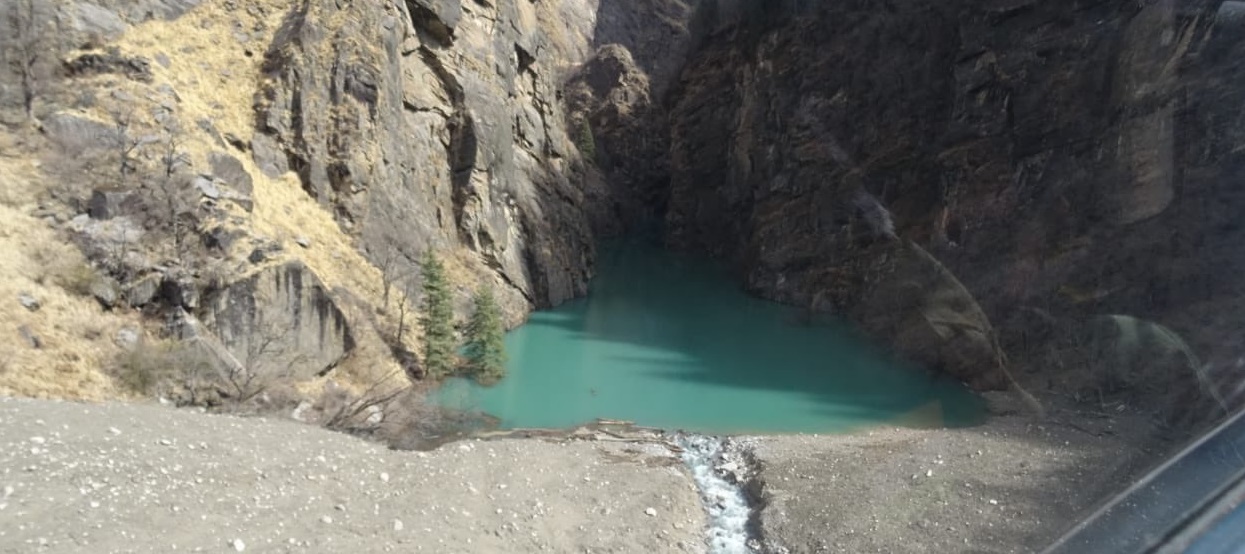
748 401 1174 553
0 397 706 554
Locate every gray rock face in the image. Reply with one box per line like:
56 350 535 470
249 132 288 178
67 0 204 27
660 0 1245 390
564 45 669 231
255 0 601 311
562 1 708 233
63 3 129 39
200 262 353 381
852 242 1010 391
88 189 139 220
208 152 253 196
41 112 119 152
124 275 160 308
89 274 122 309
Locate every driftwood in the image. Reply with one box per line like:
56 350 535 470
467 418 684 453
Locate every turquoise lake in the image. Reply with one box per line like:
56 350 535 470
434 239 984 434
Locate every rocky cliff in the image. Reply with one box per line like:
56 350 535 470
3 0 1241 424
0 0 632 399
653 0 1245 418
255 0 600 311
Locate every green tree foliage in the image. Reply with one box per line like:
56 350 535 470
464 285 507 385
419 250 457 379
577 119 596 161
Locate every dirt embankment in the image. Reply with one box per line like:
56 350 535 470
748 405 1172 554
0 397 706 554
0 395 1176 554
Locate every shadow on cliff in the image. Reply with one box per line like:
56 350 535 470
517 237 985 429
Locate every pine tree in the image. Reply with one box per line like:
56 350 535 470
577 119 596 161
464 285 507 385
418 250 457 379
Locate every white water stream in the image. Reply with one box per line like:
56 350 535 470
674 434 755 554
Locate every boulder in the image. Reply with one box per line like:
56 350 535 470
124 274 161 308
201 226 243 252
199 262 353 380
89 274 122 309
192 176 221 200
18 292 40 312
114 327 140 349
18 325 41 349
249 132 288 178
208 152 254 196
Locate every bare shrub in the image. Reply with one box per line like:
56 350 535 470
3 0 56 121
149 130 198 263
250 381 305 413
110 336 226 404
373 244 408 312
318 370 406 432
51 261 98 296
113 339 178 395
218 314 308 403
378 390 500 451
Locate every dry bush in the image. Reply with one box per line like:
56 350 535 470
316 370 407 432
251 381 305 412
111 338 224 402
50 261 99 297
2 0 57 120
112 339 183 395
368 388 501 451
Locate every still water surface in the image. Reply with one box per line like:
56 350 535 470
435 240 983 433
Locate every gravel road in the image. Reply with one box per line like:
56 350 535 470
0 397 707 554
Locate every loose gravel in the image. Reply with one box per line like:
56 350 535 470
0 397 707 554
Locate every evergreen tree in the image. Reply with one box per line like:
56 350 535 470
418 250 456 379
464 285 507 385
577 119 596 161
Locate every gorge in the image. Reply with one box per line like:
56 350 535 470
2 0 1244 551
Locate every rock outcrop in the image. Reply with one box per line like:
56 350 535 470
200 261 353 380
7 0 1243 419
655 0 1245 405
256 0 600 310
562 0 707 231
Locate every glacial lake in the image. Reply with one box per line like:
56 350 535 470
434 239 984 434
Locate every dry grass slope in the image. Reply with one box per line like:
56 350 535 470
0 138 137 400
111 0 414 393
2 0 527 401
